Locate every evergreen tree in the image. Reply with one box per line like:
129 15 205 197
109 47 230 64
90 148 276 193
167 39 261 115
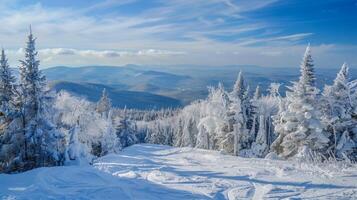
253 85 262 100
96 88 111 118
19 27 46 121
197 83 229 150
115 109 137 148
251 115 268 157
17 27 64 170
100 110 121 155
67 120 81 161
181 116 197 147
321 63 356 159
0 49 16 117
272 45 329 159
232 71 246 100
230 71 252 155
0 49 23 172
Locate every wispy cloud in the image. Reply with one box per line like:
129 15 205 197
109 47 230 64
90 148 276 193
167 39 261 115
0 0 354 68
80 0 137 13
38 48 185 57
236 33 314 46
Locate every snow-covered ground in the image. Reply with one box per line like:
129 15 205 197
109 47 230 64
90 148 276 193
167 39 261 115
1 144 357 200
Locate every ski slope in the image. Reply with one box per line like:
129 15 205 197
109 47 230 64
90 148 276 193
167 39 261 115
1 144 357 199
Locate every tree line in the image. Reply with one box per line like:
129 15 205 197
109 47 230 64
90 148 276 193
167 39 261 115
138 45 357 162
0 29 356 173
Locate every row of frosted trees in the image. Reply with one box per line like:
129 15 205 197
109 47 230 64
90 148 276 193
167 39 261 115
0 29 356 173
54 45 357 162
142 46 356 161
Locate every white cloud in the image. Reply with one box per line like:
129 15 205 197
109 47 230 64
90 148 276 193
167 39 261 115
136 49 186 56
4 44 356 69
37 48 185 58
40 48 77 56
0 1 354 68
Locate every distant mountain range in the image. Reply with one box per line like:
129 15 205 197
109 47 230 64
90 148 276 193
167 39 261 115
44 66 190 89
42 65 357 109
49 81 181 110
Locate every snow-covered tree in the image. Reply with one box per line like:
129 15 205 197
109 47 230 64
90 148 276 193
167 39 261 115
96 88 111 118
101 110 121 155
115 109 137 148
272 45 330 159
176 102 200 147
268 83 281 97
55 91 120 160
250 84 281 158
229 71 253 156
253 85 262 100
321 63 356 159
249 85 263 147
18 28 46 120
251 115 268 157
0 49 16 117
18 28 65 170
0 28 65 172
67 121 81 161
196 83 229 150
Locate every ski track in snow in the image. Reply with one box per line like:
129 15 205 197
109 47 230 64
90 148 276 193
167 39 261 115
1 144 357 199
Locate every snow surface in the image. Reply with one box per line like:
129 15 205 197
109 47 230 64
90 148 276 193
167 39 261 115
1 144 357 199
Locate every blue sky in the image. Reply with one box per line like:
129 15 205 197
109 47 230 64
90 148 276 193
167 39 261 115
0 0 356 68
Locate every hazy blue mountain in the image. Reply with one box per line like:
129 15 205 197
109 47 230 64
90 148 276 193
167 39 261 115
132 64 357 97
44 66 190 90
49 81 182 110
43 65 357 105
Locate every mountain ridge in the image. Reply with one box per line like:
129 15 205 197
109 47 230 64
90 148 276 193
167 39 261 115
49 80 182 110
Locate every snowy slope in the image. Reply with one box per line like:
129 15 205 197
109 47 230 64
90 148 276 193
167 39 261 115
1 144 357 200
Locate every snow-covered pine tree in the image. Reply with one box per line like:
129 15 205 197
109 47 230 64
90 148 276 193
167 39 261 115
0 49 16 117
17 27 64 170
264 83 281 148
173 118 184 147
115 108 137 148
180 114 198 147
96 88 111 118
253 85 262 100
65 117 95 165
271 45 330 159
232 71 246 102
249 84 281 158
100 110 121 155
268 83 281 97
176 102 200 147
67 119 81 161
229 71 252 155
251 115 268 157
321 63 356 159
0 49 23 172
248 86 262 140
196 83 229 150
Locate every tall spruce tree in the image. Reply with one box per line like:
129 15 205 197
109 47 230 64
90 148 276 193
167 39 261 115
0 49 16 117
230 71 251 155
272 45 329 159
17 27 64 170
